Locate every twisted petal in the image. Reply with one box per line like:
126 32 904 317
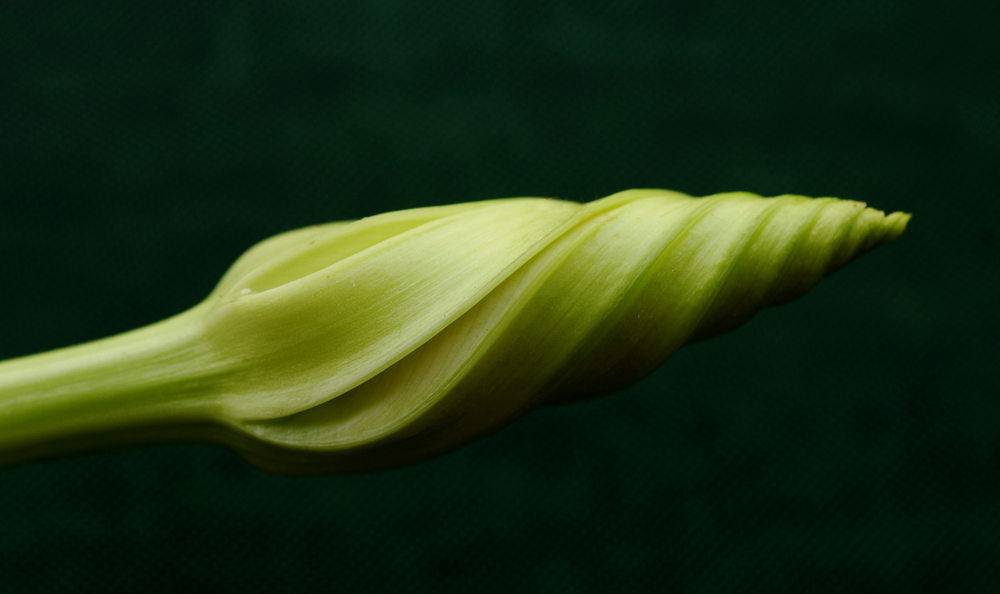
214 189 909 473
205 198 584 419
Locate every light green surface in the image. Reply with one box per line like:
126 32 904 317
0 190 909 474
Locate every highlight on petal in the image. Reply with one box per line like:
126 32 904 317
204 198 584 419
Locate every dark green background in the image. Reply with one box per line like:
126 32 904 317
1 1 997 592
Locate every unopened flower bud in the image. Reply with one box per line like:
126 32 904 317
0 189 910 474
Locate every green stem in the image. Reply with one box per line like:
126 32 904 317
0 306 223 468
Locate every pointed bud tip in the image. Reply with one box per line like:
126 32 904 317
883 210 912 244
863 207 911 251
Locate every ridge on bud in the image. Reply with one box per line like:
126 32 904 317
0 189 911 474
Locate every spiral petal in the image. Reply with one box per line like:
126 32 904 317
231 190 910 473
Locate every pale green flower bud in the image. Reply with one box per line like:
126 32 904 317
0 189 910 474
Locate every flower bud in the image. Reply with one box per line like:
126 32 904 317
0 189 910 474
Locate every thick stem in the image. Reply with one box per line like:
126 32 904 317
0 305 225 469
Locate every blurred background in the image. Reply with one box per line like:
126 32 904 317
1 1 996 592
